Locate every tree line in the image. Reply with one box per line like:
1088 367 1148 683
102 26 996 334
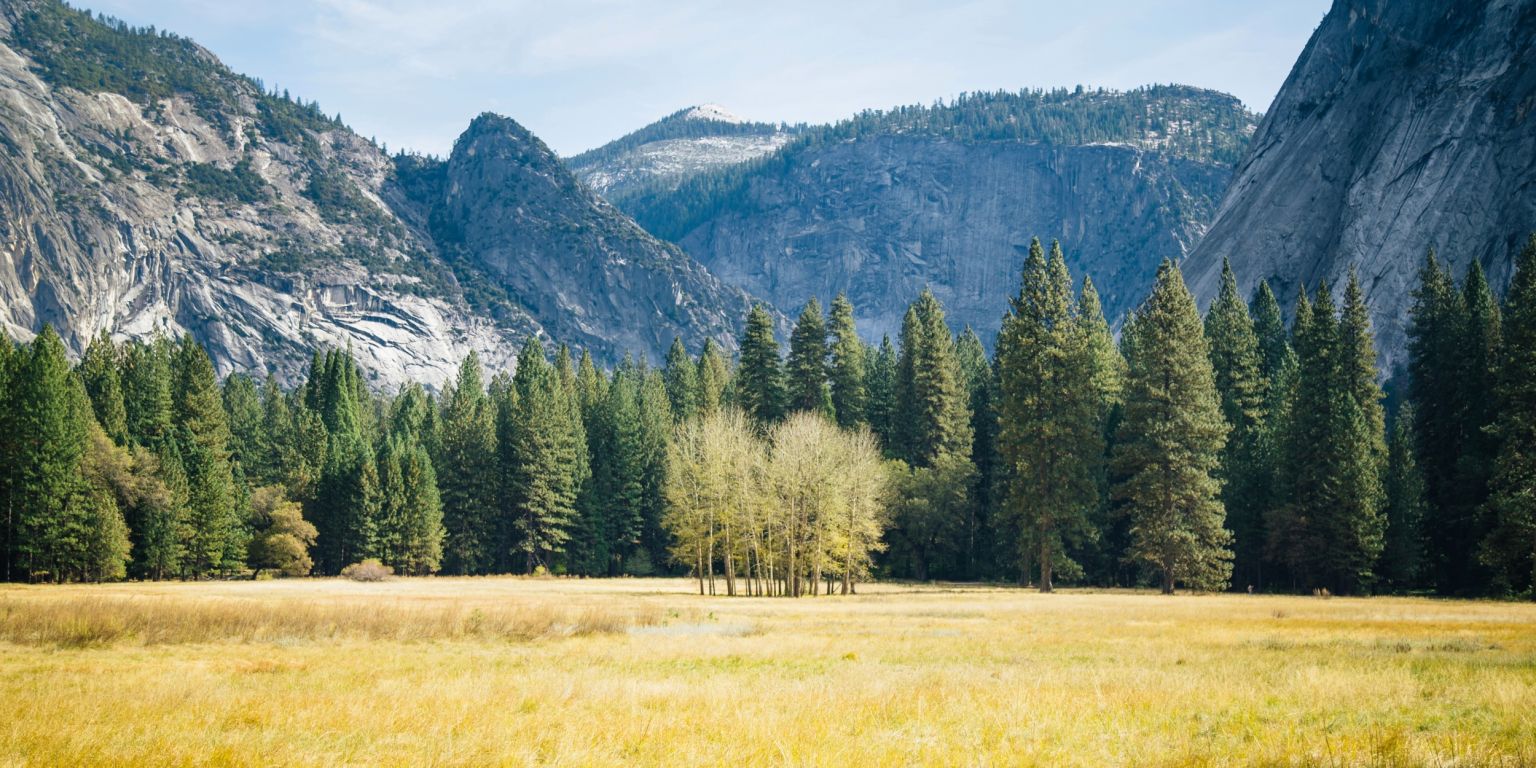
4 234 1535 597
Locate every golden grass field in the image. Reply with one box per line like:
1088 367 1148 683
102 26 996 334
2 578 1534 767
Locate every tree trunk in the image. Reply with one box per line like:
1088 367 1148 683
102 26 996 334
1039 539 1054 593
1162 565 1175 595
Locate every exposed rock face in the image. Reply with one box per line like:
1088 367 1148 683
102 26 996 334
402 114 759 360
0 1 752 388
566 105 795 203
1184 0 1536 370
636 91 1252 342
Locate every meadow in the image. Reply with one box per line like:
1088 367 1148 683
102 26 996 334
2 579 1534 767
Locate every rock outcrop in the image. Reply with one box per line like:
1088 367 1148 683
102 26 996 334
1184 0 1536 370
566 105 795 203
619 88 1256 341
0 0 754 388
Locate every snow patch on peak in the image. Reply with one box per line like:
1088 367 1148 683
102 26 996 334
683 104 746 124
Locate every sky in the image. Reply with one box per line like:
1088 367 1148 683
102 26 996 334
82 0 1331 158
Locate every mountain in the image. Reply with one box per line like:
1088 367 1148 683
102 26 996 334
1184 0 1536 370
0 0 755 388
566 104 799 204
604 87 1258 342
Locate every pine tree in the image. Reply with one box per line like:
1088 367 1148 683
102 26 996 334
996 240 1101 591
172 335 244 577
827 293 867 430
503 338 585 572
786 297 833 418
375 430 444 576
78 332 128 444
435 352 498 574
864 336 898 450
894 288 972 467
221 373 264 480
736 304 785 426
695 338 730 417
1204 258 1269 590
1381 412 1427 590
663 337 699 422
1076 278 1128 586
1113 260 1232 594
1273 283 1385 593
955 326 996 580
0 333 13 579
121 336 176 451
1483 234 1536 596
1407 249 1481 593
7 327 95 581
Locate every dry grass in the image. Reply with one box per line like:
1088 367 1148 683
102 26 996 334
2 579 1535 767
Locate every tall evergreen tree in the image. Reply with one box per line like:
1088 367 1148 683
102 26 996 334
786 297 833 418
663 337 699 422
221 373 264 480
1407 249 1481 593
1204 258 1269 590
172 335 244 577
503 338 585 572
435 352 498 574
1113 260 1232 594
1381 411 1428 590
1272 283 1384 593
7 327 95 581
864 336 898 450
894 288 971 467
375 429 444 576
1483 235 1536 595
79 332 128 444
996 239 1101 591
695 339 730 417
121 336 176 451
736 304 785 426
827 293 867 430
955 326 997 580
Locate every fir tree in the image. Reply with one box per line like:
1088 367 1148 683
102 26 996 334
172 335 244 577
1273 283 1384 593
7 327 94 581
894 288 972 467
1407 249 1482 593
955 326 997 580
1113 260 1232 594
78 331 128 444
1204 258 1269 590
663 337 699 422
996 239 1101 590
1381 411 1427 590
504 338 585 572
375 431 444 575
435 352 498 574
1483 235 1536 595
121 336 176 451
827 293 867 430
864 336 898 450
786 297 833 418
736 304 785 426
695 338 730 417
221 373 263 480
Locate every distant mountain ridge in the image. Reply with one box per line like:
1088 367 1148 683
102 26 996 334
595 86 1258 341
0 0 757 388
566 104 802 204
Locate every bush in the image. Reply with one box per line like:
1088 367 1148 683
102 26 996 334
340 559 393 582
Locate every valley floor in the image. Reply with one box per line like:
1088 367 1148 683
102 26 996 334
2 578 1534 766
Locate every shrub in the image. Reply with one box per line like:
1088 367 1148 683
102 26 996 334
340 559 393 582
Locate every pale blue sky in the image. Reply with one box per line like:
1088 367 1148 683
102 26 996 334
82 1 1331 157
